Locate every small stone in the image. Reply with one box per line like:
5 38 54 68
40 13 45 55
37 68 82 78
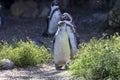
0 59 14 70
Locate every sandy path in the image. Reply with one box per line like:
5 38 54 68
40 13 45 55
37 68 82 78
0 64 74 80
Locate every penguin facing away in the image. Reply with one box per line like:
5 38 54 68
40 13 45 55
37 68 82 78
53 13 78 70
42 0 62 37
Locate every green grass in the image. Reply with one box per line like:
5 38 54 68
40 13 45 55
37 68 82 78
0 40 51 67
69 33 120 80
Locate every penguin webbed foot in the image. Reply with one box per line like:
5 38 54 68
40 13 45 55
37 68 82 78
55 63 69 70
55 64 62 70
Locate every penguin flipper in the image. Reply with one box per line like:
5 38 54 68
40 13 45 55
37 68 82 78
75 32 80 48
52 28 59 51
67 27 78 55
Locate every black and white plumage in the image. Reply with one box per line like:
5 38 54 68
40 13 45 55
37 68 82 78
42 0 62 37
62 13 80 47
53 13 78 70
53 21 71 70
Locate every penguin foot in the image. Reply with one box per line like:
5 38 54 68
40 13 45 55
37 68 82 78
55 64 62 70
55 63 69 70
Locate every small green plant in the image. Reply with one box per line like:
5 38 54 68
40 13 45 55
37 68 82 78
69 33 120 80
0 41 13 60
0 40 51 67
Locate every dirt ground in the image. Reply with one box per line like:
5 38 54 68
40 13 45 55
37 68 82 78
0 64 75 80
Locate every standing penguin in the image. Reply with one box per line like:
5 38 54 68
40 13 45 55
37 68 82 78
42 0 62 37
53 13 78 70
61 13 79 54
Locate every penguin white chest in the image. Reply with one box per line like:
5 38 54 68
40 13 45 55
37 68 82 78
54 30 71 64
48 11 61 34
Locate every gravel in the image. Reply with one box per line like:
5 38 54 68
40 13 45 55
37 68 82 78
0 64 75 80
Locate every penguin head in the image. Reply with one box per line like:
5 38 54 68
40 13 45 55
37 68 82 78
61 13 73 22
50 0 59 11
51 0 59 6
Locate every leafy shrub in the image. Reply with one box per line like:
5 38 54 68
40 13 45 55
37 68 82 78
0 40 51 67
69 34 120 80
0 41 12 59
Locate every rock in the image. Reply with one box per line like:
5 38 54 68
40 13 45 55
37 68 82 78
108 0 120 28
108 8 120 28
37 1 50 18
0 59 14 70
10 1 38 18
22 1 38 18
10 1 26 17
38 7 50 18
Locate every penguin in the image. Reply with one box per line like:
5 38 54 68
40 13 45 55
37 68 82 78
42 0 62 37
53 13 78 70
61 13 79 50
53 21 71 70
